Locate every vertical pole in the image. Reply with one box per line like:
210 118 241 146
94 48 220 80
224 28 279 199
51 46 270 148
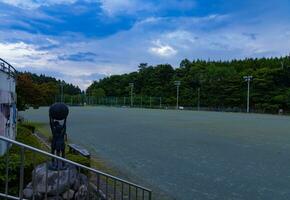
56 163 60 199
129 185 131 200
61 82 64 103
244 76 252 113
19 147 25 199
159 97 162 108
174 81 181 110
150 97 152 108
97 174 100 200
32 153 36 200
197 87 200 111
105 177 108 199
5 142 9 196
247 78 250 113
113 180 116 200
141 96 143 108
67 167 71 200
45 162 48 200
136 187 138 200
176 85 179 110
121 183 124 200
130 84 134 107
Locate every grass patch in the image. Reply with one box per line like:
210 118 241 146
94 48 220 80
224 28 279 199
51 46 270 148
22 121 51 138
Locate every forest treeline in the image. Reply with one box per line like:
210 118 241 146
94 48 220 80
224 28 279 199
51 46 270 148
16 72 82 110
87 56 290 113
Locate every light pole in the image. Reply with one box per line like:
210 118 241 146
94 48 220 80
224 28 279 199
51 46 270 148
129 83 134 107
243 75 253 113
174 81 181 110
140 96 143 108
60 81 64 103
197 87 200 111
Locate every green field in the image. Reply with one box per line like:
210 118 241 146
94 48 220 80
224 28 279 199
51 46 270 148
21 107 290 200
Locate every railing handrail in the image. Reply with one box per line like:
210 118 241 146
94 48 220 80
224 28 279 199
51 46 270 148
0 136 152 192
0 193 28 200
0 58 17 78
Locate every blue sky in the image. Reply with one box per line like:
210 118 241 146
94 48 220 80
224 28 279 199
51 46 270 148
0 0 290 89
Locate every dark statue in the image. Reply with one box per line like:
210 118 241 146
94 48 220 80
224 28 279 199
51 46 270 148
49 103 69 169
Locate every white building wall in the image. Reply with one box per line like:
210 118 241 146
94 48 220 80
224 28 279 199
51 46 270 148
0 70 17 155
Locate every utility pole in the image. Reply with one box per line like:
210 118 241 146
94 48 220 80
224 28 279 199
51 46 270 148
243 75 253 113
174 81 181 110
140 96 143 108
129 83 134 107
281 61 284 70
197 87 201 111
60 81 64 103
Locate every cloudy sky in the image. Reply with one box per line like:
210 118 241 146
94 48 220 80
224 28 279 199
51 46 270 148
1 0 290 89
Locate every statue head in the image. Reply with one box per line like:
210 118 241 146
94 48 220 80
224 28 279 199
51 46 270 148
49 103 69 120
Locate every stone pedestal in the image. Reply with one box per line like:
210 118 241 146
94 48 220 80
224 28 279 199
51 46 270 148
23 162 89 200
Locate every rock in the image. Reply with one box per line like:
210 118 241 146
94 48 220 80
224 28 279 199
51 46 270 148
73 173 88 191
23 188 33 199
23 182 43 200
62 189 75 200
75 185 88 200
47 196 63 200
32 163 77 196
34 192 43 200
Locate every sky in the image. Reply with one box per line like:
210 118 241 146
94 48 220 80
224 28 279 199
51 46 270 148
0 0 290 89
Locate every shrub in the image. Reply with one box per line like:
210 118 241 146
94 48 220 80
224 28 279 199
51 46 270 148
19 122 35 133
0 125 46 195
66 153 91 175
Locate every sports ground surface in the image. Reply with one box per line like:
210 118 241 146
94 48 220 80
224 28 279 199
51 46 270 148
21 107 290 200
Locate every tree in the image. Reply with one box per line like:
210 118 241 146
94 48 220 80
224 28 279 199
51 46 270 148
87 55 290 113
92 88 106 98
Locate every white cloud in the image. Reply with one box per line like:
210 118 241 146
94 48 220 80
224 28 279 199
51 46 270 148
0 42 54 68
1 12 290 89
0 0 78 9
99 0 143 16
149 40 177 57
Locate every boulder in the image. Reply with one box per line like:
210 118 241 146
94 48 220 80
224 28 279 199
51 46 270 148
23 188 33 199
23 182 43 200
47 196 63 200
75 185 88 200
73 173 88 191
32 163 78 196
62 189 75 200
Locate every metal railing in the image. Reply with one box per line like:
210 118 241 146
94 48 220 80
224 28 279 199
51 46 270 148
0 136 152 200
0 58 17 78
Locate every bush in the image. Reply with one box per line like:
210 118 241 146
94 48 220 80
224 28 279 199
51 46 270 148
19 123 36 133
66 153 91 175
0 125 46 195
